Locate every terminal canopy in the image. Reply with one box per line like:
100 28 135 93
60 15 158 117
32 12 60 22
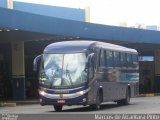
1 7 160 44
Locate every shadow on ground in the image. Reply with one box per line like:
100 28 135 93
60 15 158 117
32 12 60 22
47 102 135 112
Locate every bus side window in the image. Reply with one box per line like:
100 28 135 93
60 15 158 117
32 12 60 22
93 48 99 71
99 49 106 68
88 53 95 79
127 53 132 67
120 52 126 67
106 51 114 67
113 51 120 67
132 54 138 68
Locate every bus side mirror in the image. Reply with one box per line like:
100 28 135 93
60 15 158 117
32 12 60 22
33 55 41 71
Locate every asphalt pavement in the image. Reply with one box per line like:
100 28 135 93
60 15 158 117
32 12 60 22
0 96 160 120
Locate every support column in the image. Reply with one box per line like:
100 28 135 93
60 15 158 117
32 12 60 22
155 49 160 74
11 42 25 100
85 7 90 22
6 0 25 100
154 49 160 93
7 0 13 9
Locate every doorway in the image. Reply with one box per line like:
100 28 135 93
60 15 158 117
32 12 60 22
139 61 154 94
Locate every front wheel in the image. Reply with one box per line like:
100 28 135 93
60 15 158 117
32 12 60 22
53 105 63 112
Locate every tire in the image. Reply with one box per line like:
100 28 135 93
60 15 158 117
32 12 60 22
53 105 63 112
117 88 130 105
90 91 102 110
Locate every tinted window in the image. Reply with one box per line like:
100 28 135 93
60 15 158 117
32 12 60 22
106 51 114 67
120 52 126 67
133 54 138 62
113 52 120 67
127 53 132 67
132 54 138 68
99 50 106 67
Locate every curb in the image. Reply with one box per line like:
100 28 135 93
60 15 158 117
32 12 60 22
0 102 16 107
138 93 160 97
16 100 39 105
0 100 39 107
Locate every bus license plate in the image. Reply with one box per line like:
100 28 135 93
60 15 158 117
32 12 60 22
57 100 65 104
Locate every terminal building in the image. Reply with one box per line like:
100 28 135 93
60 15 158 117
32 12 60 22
0 0 160 100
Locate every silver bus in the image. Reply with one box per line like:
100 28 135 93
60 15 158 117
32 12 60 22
34 40 139 111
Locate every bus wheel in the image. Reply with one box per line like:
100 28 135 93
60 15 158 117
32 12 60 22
90 92 101 110
117 88 130 105
53 105 63 112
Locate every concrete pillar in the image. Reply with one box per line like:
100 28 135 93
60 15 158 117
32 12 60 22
85 7 90 22
7 0 25 100
11 42 25 100
155 49 160 74
7 0 13 9
154 49 160 92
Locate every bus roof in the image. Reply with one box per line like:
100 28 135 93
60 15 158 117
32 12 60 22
44 40 137 54
44 41 96 53
97 42 137 53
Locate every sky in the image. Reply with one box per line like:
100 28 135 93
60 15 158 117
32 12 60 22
14 0 160 27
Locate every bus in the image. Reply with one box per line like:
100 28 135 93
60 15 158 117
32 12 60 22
33 40 139 111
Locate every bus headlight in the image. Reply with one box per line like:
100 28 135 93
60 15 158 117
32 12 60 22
39 90 46 96
77 88 90 96
79 90 85 95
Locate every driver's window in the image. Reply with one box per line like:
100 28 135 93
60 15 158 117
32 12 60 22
89 54 95 79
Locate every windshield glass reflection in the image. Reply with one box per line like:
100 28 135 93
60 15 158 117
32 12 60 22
39 53 87 87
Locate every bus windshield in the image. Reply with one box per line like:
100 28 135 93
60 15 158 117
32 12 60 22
39 53 87 87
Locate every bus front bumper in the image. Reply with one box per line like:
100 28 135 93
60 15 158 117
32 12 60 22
39 89 88 106
39 94 87 106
